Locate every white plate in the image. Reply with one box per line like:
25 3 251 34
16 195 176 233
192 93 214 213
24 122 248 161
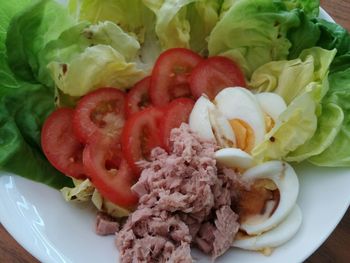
0 8 349 263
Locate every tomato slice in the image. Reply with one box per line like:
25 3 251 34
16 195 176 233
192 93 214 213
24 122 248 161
121 107 164 175
125 76 151 117
189 56 246 100
160 98 195 151
41 108 86 179
73 88 126 144
83 136 138 207
150 48 203 106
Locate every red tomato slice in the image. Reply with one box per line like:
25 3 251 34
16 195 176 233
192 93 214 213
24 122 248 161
83 137 138 207
41 108 86 179
150 48 203 106
160 98 195 151
189 56 246 100
125 76 151 117
73 88 126 144
121 107 164 175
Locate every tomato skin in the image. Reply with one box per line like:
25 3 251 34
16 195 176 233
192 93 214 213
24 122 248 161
83 136 138 207
73 88 126 144
125 76 151 117
160 98 195 151
121 107 164 175
189 56 246 100
41 108 86 179
150 48 203 106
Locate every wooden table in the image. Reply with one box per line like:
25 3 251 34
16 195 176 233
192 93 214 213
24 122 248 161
1 1 350 262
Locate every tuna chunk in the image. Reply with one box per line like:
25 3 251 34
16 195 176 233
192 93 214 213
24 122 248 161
95 212 119 236
116 124 241 262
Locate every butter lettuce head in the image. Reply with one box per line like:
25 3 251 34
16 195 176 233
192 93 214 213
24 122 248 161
208 0 302 77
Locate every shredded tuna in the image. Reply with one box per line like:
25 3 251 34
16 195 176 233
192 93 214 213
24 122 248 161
95 212 119 236
116 124 241 262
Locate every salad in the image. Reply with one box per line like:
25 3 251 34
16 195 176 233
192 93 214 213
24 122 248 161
1 0 350 262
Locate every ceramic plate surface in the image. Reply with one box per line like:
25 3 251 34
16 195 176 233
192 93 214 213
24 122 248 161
0 7 349 263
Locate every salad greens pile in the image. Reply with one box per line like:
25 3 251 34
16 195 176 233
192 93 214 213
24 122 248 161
1 0 350 190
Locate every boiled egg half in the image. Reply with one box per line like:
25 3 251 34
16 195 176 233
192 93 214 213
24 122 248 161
189 87 287 153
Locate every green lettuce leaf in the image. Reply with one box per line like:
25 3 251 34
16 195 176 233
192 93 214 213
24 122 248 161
0 83 73 188
309 64 350 166
143 0 195 49
68 0 155 43
252 85 318 162
142 0 221 52
287 17 350 59
6 0 74 82
0 0 72 188
186 0 221 53
208 0 303 77
250 48 335 162
316 19 350 57
47 44 145 97
250 47 336 104
282 0 319 17
287 11 320 59
286 102 344 162
38 21 141 88
0 0 31 92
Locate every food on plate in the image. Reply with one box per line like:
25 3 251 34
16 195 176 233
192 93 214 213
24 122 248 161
116 124 240 262
1 0 350 262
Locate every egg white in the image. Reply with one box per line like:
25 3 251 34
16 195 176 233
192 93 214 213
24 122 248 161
255 92 287 122
232 205 302 250
240 161 299 235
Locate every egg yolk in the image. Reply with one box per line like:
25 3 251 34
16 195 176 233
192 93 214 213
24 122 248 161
229 119 255 152
264 114 275 133
237 179 280 225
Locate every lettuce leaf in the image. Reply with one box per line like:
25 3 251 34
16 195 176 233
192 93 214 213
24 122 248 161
48 44 145 96
0 0 73 188
0 0 31 92
0 82 73 188
252 86 318 162
6 0 74 82
208 0 303 77
39 21 144 95
282 0 319 17
186 0 221 53
309 62 350 166
250 48 336 104
286 102 344 162
143 0 195 49
68 0 155 44
316 19 350 57
251 48 335 162
287 17 350 59
143 0 221 52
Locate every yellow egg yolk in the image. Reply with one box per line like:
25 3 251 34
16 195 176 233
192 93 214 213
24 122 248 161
264 114 275 133
229 119 255 152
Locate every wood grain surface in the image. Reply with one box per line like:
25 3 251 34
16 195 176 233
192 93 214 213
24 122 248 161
1 1 350 263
